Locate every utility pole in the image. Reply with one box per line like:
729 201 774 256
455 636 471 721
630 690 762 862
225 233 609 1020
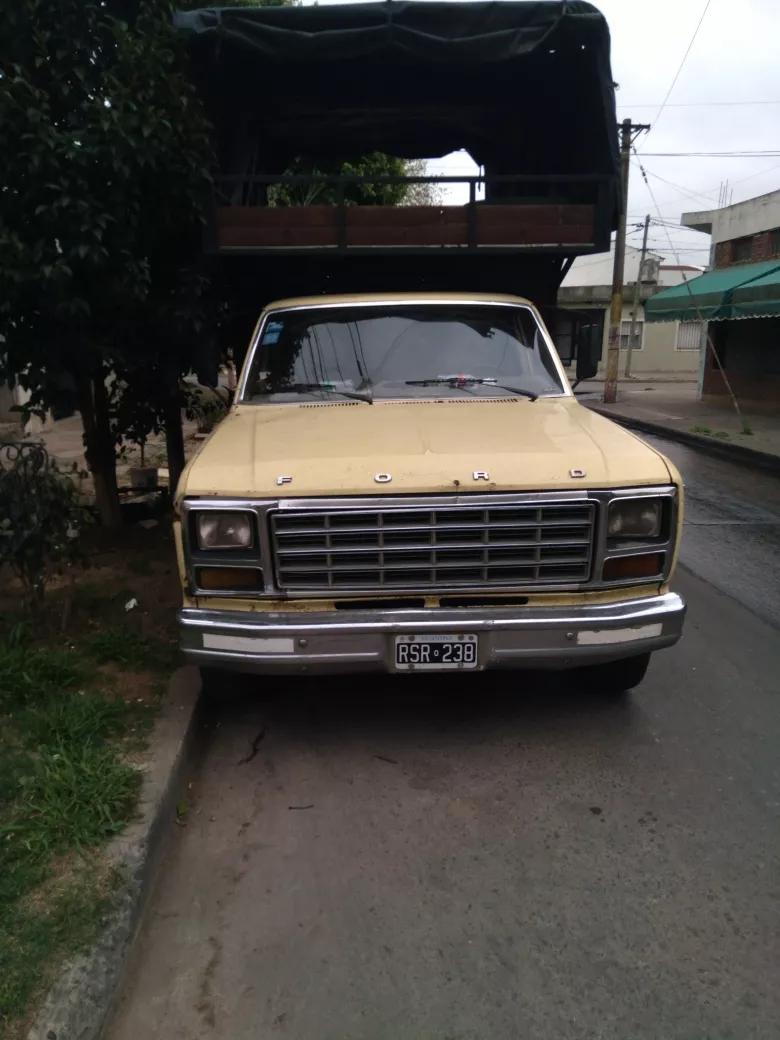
625 213 650 379
603 119 649 403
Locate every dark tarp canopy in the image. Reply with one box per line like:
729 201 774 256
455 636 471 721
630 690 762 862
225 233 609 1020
175 1 620 222
645 261 780 323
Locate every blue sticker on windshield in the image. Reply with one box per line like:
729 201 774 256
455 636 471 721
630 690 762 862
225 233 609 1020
263 322 283 345
263 321 284 345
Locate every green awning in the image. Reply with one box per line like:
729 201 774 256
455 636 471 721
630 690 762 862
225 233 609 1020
732 266 780 318
645 260 780 322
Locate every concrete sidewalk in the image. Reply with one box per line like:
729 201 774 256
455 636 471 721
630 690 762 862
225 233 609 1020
578 380 780 469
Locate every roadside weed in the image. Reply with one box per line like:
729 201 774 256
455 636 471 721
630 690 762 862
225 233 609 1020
0 868 116 1035
0 625 146 1030
0 519 178 1032
0 633 85 709
20 690 129 748
691 424 736 442
85 624 178 672
7 744 140 858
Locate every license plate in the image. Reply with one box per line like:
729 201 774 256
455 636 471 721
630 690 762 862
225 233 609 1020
395 634 478 671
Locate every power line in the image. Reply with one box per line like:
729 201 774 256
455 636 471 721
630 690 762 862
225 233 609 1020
633 160 780 207
721 160 780 190
630 162 780 219
619 100 780 109
628 159 780 221
631 161 719 207
663 160 780 212
639 0 712 151
643 151 780 158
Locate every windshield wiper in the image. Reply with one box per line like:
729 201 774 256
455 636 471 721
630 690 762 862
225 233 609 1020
263 382 373 404
405 376 538 402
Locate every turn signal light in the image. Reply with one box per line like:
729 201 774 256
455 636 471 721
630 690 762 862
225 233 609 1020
602 553 665 582
196 567 263 591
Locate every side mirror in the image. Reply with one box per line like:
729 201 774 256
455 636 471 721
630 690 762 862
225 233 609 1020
575 324 602 383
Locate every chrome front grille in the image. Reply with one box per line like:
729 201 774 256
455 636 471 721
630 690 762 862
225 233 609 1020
271 501 596 591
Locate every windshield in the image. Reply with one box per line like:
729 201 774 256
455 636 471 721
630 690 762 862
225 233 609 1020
241 304 566 403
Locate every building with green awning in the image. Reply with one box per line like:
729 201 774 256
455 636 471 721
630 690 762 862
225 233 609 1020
649 190 780 409
644 260 780 324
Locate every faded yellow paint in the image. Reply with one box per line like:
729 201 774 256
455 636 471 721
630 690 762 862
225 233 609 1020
173 520 186 581
177 291 675 501
177 396 673 500
255 290 540 314
176 292 685 605
662 454 685 572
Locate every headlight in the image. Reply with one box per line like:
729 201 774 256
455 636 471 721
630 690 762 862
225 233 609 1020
196 512 253 550
607 499 662 539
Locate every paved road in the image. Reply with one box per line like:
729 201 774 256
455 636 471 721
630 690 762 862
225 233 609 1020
645 435 780 629
109 439 780 1040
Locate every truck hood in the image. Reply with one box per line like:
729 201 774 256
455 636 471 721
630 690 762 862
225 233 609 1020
179 397 672 500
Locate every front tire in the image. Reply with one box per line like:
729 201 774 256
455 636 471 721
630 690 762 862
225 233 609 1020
577 652 651 697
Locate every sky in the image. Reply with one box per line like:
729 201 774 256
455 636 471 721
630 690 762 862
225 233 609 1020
303 0 780 266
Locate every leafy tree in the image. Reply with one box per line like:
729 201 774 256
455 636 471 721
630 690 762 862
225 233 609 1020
268 153 410 208
0 0 428 527
400 159 446 207
0 0 216 525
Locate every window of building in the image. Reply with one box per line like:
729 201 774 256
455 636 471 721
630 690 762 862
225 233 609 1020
676 321 703 351
770 228 780 257
731 237 753 263
619 320 643 350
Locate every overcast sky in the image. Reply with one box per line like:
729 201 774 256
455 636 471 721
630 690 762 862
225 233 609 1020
304 0 780 266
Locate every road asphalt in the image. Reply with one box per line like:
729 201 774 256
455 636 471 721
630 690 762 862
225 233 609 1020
108 436 780 1040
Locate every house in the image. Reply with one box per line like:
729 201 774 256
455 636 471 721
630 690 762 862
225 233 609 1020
646 189 780 408
555 244 703 377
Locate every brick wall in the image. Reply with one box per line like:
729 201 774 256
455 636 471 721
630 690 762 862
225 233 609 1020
702 317 780 408
702 366 780 407
714 241 731 268
715 229 780 268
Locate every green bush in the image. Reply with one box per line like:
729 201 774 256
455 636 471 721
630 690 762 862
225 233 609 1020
0 444 89 602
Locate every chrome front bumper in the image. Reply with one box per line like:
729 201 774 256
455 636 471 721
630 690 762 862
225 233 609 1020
180 592 685 675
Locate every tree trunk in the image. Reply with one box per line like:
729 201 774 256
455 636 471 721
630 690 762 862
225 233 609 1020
77 371 122 528
163 379 186 500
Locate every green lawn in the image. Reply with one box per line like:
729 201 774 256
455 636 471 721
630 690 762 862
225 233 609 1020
0 525 180 1037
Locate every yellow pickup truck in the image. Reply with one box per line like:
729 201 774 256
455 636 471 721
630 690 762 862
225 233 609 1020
175 293 685 695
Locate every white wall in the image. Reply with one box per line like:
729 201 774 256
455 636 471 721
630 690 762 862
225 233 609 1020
560 250 702 377
563 244 663 288
682 189 780 244
595 304 700 377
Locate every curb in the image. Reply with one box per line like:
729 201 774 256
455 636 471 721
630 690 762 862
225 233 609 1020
588 407 780 476
27 666 202 1040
